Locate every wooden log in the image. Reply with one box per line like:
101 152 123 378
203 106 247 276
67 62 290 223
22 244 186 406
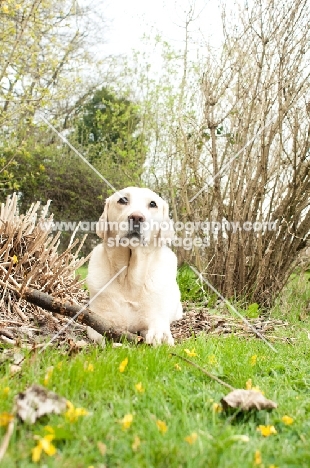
22 288 140 343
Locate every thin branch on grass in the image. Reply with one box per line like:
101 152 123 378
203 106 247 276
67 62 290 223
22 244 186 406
171 353 235 390
0 420 15 462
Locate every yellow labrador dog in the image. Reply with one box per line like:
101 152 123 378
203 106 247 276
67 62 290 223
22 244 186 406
87 187 182 345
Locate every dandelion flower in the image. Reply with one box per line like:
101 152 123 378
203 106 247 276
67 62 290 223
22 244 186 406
119 357 128 373
246 378 252 390
184 349 198 357
32 434 56 463
156 419 168 434
250 355 257 366
257 425 277 437
184 432 198 444
44 367 54 386
132 435 141 451
135 382 144 393
245 378 264 393
174 363 181 371
212 403 222 413
282 415 294 425
208 354 217 365
0 412 14 427
2 387 10 397
254 450 262 465
11 254 18 265
65 401 88 422
120 414 133 430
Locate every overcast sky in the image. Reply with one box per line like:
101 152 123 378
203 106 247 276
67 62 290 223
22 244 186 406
102 0 222 56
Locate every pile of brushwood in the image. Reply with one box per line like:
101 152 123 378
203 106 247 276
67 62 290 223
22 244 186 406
0 194 137 348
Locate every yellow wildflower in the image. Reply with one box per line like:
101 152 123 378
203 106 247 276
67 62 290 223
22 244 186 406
65 401 88 422
257 425 277 437
11 254 18 265
245 378 264 393
44 426 55 435
184 432 198 444
119 357 128 373
212 402 222 413
84 362 94 372
250 355 257 366
254 450 262 465
184 348 198 357
208 354 217 365
174 363 181 371
134 382 145 393
156 419 168 434
132 435 141 451
282 415 294 425
44 367 53 386
2 387 10 396
120 414 133 430
245 378 252 389
0 412 14 427
32 434 56 463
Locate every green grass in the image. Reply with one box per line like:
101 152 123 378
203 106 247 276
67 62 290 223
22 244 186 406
76 264 88 281
1 274 310 467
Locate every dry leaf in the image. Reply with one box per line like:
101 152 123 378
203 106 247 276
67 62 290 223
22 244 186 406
10 365 22 375
75 340 88 348
97 441 107 455
13 352 24 366
221 389 277 411
15 384 67 423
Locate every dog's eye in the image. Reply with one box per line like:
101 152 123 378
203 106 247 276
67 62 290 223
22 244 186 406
149 201 157 208
117 197 128 205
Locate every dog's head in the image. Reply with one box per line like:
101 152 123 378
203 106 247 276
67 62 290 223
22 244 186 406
96 187 174 247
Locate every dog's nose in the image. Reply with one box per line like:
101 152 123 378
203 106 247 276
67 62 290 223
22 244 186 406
128 212 146 224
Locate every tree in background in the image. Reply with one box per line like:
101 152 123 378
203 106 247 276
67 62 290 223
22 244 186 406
73 87 147 191
0 1 147 253
0 0 106 199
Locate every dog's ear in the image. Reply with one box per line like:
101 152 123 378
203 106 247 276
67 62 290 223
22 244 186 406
159 200 175 240
96 198 110 241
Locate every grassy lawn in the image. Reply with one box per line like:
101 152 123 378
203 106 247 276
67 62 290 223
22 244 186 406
1 273 309 467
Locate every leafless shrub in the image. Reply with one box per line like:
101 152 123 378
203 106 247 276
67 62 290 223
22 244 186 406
0 193 88 317
147 0 310 307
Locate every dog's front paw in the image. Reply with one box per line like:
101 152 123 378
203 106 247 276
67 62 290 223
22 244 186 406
145 327 174 346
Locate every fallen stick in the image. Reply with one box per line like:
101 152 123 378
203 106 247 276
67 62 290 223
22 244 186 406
21 288 140 343
0 420 14 462
171 353 235 390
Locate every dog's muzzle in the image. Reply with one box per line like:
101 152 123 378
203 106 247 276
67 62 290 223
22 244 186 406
119 211 145 241
127 212 145 238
